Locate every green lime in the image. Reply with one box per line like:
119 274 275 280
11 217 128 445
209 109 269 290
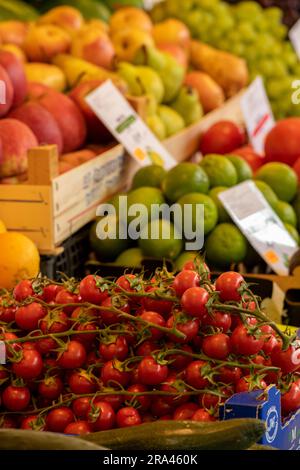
199 154 238 188
177 193 218 235
162 163 209 203
174 251 202 271
205 223 248 267
209 187 231 223
255 162 298 202
254 180 278 208
275 201 297 227
131 165 167 190
284 223 300 245
139 219 183 260
226 154 253 182
115 248 144 267
90 217 130 262
127 186 165 224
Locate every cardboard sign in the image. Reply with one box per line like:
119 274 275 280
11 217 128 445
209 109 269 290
290 18 300 60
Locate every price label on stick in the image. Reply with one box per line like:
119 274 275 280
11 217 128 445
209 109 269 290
218 181 298 276
241 76 275 154
85 80 176 169
289 19 300 60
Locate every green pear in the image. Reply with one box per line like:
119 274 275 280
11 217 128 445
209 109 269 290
170 85 203 126
117 62 142 96
157 105 185 137
118 62 164 104
134 46 185 103
146 114 167 140
144 94 158 117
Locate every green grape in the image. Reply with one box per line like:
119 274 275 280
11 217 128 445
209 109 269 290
285 52 298 70
215 14 235 32
266 78 293 99
264 7 283 25
243 46 258 62
185 10 206 36
256 59 277 78
194 0 219 10
236 22 256 43
226 30 242 44
269 59 288 78
164 0 185 16
233 1 263 20
272 24 288 40
230 43 245 57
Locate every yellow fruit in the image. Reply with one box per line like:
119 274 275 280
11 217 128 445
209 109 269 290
25 63 67 92
52 53 110 87
112 28 154 62
110 7 153 35
0 232 40 290
38 6 84 35
0 219 6 233
0 44 27 62
83 20 109 35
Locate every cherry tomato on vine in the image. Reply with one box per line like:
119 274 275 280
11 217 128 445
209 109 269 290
151 398 174 418
12 349 43 380
79 275 109 305
99 336 129 361
99 296 130 326
142 287 173 316
202 333 231 360
116 407 141 428
88 401 115 431
192 409 216 422
57 340 87 369
116 274 139 293
0 415 17 428
72 397 91 419
230 325 264 356
181 287 209 319
21 415 45 431
167 343 193 371
40 310 70 335
185 360 210 389
217 366 242 384
202 311 232 333
68 369 97 394
46 407 74 432
139 310 166 341
215 272 245 302
38 376 63 400
166 315 200 344
127 384 152 411
71 309 97 348
55 288 80 314
136 340 159 357
102 394 124 412
173 402 198 420
173 270 200 298
15 302 46 331
101 360 130 387
1 331 21 358
64 421 92 435
13 280 34 302
41 284 62 303
0 300 16 323
235 375 267 393
137 356 169 386
271 343 300 375
2 385 31 411
281 381 300 415
159 374 189 407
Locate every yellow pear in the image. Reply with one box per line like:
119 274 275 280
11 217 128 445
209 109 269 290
110 7 153 35
113 28 154 63
38 6 84 35
25 63 67 91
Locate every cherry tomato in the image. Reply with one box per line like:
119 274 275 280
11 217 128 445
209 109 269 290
202 333 231 360
46 407 74 432
151 397 174 417
127 384 152 411
230 325 264 356
139 311 166 341
79 275 109 305
116 274 139 293
64 421 92 435
38 376 63 400
271 343 300 375
167 343 193 371
137 356 168 386
136 340 159 357
88 401 115 431
167 315 200 344
262 335 281 356
68 370 97 394
72 397 91 419
192 409 216 422
159 374 189 406
35 336 57 356
199 392 220 410
21 415 45 431
173 402 199 420
99 336 129 361
217 366 242 384
235 376 267 393
142 287 173 316
40 310 70 335
2 331 21 358
173 270 200 298
13 279 34 301
281 381 300 415
202 311 232 333
101 360 130 387
41 284 62 303
57 341 87 369
181 287 209 319
12 349 43 380
2 385 31 411
99 296 130 325
102 394 124 412
0 298 16 323
15 302 46 331
185 361 209 389
215 272 245 302
0 415 17 428
116 407 141 428
55 288 80 314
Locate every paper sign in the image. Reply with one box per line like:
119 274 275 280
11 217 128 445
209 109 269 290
289 19 300 60
218 181 298 275
85 80 176 169
240 76 275 154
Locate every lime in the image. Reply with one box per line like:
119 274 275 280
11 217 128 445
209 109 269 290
127 186 165 224
177 193 218 235
254 180 278 208
162 163 209 203
115 248 144 267
131 165 167 190
90 217 130 262
275 201 297 227
255 162 298 202
226 154 253 182
209 187 231 223
199 154 238 188
284 223 300 245
205 223 248 267
139 219 183 260
174 251 202 271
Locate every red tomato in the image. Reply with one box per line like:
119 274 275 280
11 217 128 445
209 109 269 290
139 311 166 341
72 319 98 348
15 302 46 330
35 336 57 356
38 376 63 400
202 333 231 360
127 384 152 411
68 370 97 394
192 409 216 422
136 340 159 357
173 402 199 420
217 366 242 384
151 397 174 417
102 394 124 412
185 361 209 389
167 343 193 371
99 296 130 325
101 360 130 387
41 284 62 302
281 381 300 415
167 315 200 344
173 270 200 298
235 376 267 393
88 401 115 431
200 121 245 155
40 310 70 335
116 407 141 428
64 421 92 435
13 279 34 301
21 415 45 431
215 272 245 302
0 299 16 323
181 287 209 319
142 287 173 316
159 374 189 406
2 331 21 358
271 343 300 375
0 416 17 428
99 336 129 361
201 311 232 333
79 275 109 304
265 118 300 165
2 385 30 411
12 349 43 380
57 340 87 369
72 397 91 419
55 288 80 314
116 274 139 293
262 333 281 356
230 325 264 356
46 407 74 432
229 145 265 172
137 356 169 386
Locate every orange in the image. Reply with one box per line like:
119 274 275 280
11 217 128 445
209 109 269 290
0 232 40 290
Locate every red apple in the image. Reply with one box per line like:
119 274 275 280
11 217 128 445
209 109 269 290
71 28 115 69
38 89 87 152
0 64 14 117
200 120 246 155
265 118 300 166
9 101 63 154
229 145 265 172
0 50 27 107
157 43 188 69
69 80 112 143
0 118 38 177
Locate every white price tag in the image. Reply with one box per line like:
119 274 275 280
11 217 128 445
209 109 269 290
218 181 298 275
85 80 176 169
240 77 275 154
289 19 300 60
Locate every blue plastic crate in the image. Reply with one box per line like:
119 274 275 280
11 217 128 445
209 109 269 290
220 385 300 450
